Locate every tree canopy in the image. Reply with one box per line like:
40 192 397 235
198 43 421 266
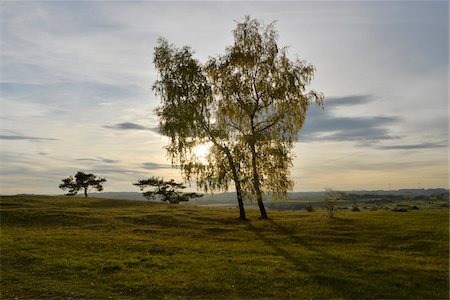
133 177 203 204
204 16 324 218
153 16 323 219
153 38 248 219
59 171 106 197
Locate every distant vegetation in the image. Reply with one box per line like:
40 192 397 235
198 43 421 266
1 195 448 299
59 171 106 197
60 189 449 212
265 189 449 212
346 189 449 201
323 188 349 218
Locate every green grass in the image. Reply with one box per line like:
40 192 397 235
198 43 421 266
1 195 448 299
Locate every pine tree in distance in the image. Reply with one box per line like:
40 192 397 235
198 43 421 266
133 177 203 204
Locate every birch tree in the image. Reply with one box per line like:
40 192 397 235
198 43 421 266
153 39 248 220
205 16 323 218
153 16 323 219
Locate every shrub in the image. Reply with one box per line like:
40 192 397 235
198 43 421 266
351 203 360 212
324 188 347 218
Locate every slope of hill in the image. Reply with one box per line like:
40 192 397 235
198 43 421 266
85 192 148 201
1 195 448 299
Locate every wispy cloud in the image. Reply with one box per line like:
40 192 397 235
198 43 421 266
75 157 120 164
142 162 175 170
89 168 136 174
376 141 448 150
104 122 159 133
325 95 374 108
0 134 58 141
1 82 136 101
300 97 401 144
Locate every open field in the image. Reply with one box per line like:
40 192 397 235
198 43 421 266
1 195 448 299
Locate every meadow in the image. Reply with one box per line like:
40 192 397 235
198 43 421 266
1 195 448 299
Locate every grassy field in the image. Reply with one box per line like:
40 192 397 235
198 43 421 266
1 195 448 299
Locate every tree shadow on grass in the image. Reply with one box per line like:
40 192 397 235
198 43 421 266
246 221 311 271
120 214 190 228
267 218 357 248
189 215 249 226
122 213 247 228
245 218 366 298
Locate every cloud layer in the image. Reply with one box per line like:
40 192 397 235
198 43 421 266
1 1 447 193
300 95 402 144
0 135 58 141
104 122 159 133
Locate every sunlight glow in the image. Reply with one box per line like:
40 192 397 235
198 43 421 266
193 143 211 162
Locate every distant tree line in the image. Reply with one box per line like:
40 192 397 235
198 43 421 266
346 193 449 202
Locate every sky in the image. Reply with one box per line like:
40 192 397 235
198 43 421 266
1 1 448 195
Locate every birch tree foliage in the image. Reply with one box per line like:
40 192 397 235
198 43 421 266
153 38 212 155
152 38 241 194
153 16 323 217
153 38 250 219
154 40 208 170
205 16 324 201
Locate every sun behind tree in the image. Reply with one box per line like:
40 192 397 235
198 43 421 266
192 143 212 163
153 16 323 219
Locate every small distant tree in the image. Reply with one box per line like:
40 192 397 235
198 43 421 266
153 38 248 219
351 202 360 212
133 177 203 204
305 205 315 212
59 171 106 197
324 188 347 218
205 16 324 219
